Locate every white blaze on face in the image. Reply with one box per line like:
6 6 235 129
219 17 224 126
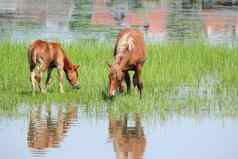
112 90 116 96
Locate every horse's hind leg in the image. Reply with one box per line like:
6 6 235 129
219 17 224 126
133 73 137 88
134 64 144 98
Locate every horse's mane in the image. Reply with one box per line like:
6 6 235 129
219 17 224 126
62 48 73 69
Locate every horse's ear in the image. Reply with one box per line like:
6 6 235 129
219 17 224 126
74 64 80 70
107 63 112 68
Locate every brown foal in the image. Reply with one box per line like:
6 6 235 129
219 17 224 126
28 40 80 93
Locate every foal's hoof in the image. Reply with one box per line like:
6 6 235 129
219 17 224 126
41 89 47 94
60 90 64 94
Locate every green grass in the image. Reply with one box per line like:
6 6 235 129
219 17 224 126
0 41 238 117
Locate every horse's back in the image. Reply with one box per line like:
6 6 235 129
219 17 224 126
115 28 147 65
28 40 64 68
28 40 46 70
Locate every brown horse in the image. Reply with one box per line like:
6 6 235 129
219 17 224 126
108 28 147 98
28 40 80 93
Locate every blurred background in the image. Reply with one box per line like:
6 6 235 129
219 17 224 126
0 0 237 45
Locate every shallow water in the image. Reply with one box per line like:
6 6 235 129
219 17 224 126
0 0 238 45
1 104 238 159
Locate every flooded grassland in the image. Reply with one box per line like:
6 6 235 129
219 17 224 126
1 0 238 159
0 41 238 115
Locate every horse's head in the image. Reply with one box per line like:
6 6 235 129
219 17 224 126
108 64 123 97
65 64 80 89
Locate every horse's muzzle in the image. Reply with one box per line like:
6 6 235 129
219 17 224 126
109 90 116 97
108 95 114 100
73 84 80 90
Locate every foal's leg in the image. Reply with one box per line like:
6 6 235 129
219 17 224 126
36 63 47 93
124 71 131 92
30 69 37 94
135 64 144 98
38 72 46 93
45 67 53 91
57 67 64 93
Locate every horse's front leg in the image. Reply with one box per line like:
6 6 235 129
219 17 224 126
124 71 131 93
135 64 144 98
57 67 64 93
45 67 53 91
119 80 126 93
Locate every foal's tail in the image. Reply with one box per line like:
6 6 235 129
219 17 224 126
27 45 38 71
28 46 36 64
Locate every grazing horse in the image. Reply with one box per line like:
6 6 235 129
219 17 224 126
108 28 147 98
28 40 80 93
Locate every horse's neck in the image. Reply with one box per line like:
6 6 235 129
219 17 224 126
63 56 72 70
116 54 129 71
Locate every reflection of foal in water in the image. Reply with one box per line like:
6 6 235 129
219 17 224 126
108 28 147 98
28 40 80 94
109 113 146 159
27 105 78 150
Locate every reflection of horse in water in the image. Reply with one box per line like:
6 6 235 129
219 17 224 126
27 104 77 149
109 113 146 159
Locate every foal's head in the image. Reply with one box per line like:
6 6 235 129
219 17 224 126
108 64 123 97
65 64 80 89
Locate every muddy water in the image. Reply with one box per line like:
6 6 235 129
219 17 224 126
0 0 237 45
0 104 238 159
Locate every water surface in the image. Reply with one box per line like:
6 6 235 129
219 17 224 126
1 103 238 159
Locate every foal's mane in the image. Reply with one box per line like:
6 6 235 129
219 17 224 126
62 49 73 70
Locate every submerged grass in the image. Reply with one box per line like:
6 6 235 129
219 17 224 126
0 41 238 117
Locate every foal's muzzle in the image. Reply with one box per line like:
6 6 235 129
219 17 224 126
73 84 80 90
